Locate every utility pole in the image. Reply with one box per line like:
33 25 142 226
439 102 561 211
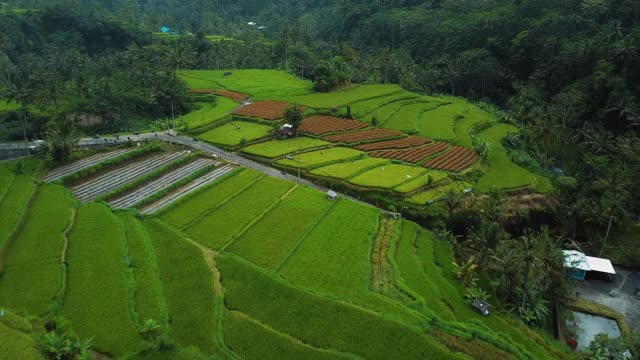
297 149 301 184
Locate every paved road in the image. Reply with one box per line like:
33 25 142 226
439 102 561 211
1 133 382 210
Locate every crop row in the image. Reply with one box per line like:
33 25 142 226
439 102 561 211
72 152 184 203
424 146 478 172
355 136 430 151
214 89 250 102
109 158 219 209
44 148 134 182
231 100 289 120
369 142 449 163
322 129 403 144
298 115 367 135
140 165 236 214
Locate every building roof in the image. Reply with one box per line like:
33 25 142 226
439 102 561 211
562 250 616 274
327 190 337 197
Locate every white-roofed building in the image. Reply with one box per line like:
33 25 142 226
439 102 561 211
563 250 616 281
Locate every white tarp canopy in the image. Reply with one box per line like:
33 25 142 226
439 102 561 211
562 250 616 274
586 256 616 274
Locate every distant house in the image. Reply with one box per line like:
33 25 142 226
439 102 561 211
471 299 492 316
563 250 616 281
161 26 170 33
247 22 256 26
278 124 293 139
327 190 337 201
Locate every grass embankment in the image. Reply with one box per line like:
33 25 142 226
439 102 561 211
276 147 363 169
0 319 46 360
287 84 401 108
477 124 552 192
0 175 37 249
223 310 355 360
310 158 390 179
241 137 331 158
229 186 334 270
118 213 169 325
180 97 239 130
0 185 74 315
349 164 426 189
64 203 143 356
219 254 464 360
408 182 473 204
178 70 312 100
160 168 262 228
144 219 221 355
394 170 449 194
185 176 293 250
199 121 272 146
351 91 419 118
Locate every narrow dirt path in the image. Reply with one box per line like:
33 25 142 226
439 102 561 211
60 207 77 264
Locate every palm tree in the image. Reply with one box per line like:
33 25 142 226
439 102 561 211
442 189 465 216
4 74 33 155
46 117 81 161
468 220 508 266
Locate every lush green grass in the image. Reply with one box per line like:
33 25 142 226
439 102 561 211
223 310 353 360
278 200 420 324
241 137 331 158
393 221 456 320
476 124 539 191
199 121 272 146
0 165 15 200
449 99 494 147
64 203 143 356
0 185 74 315
178 70 312 100
0 100 20 112
0 321 46 360
144 219 220 355
180 97 239 129
416 105 458 141
119 213 168 325
384 101 439 132
309 158 390 179
408 182 472 204
359 99 411 123
349 164 426 189
160 169 262 228
276 147 363 169
394 170 449 194
286 84 401 108
229 186 334 270
205 35 244 44
0 175 37 248
219 254 463 360
185 176 293 250
350 91 419 117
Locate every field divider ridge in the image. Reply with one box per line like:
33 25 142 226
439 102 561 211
55 207 77 306
274 198 341 273
0 171 16 205
221 183 299 252
0 182 38 274
181 173 265 231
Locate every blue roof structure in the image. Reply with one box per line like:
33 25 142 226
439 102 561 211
161 26 170 33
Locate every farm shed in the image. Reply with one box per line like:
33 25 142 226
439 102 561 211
327 190 337 200
563 250 616 281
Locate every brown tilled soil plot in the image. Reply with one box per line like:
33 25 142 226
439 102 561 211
424 146 478 172
214 89 251 102
231 100 290 120
369 142 449 163
322 129 403 144
298 115 368 135
355 136 431 151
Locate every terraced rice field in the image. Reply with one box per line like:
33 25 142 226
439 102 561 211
408 182 473 204
182 97 239 129
44 148 134 182
355 136 430 151
369 142 449 163
350 91 419 117
394 171 449 194
199 121 272 146
349 164 426 189
231 100 289 120
322 129 403 144
384 101 439 131
140 165 236 214
275 147 363 169
214 89 251 102
309 158 390 179
72 152 184 203
298 115 367 135
109 158 218 209
423 146 479 172
241 138 330 158
286 84 401 108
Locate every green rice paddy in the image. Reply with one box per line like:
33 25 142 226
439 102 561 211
349 164 427 189
199 121 272 146
275 147 363 169
181 97 239 129
242 137 331 158
309 157 390 179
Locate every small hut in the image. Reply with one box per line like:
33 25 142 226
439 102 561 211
327 190 337 201
472 299 492 316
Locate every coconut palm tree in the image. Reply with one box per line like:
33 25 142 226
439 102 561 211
4 74 33 155
46 117 81 162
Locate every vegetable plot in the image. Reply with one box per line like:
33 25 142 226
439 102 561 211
423 146 478 172
44 148 135 182
231 100 289 120
322 129 403 144
355 136 430 151
298 115 367 135
369 142 449 163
